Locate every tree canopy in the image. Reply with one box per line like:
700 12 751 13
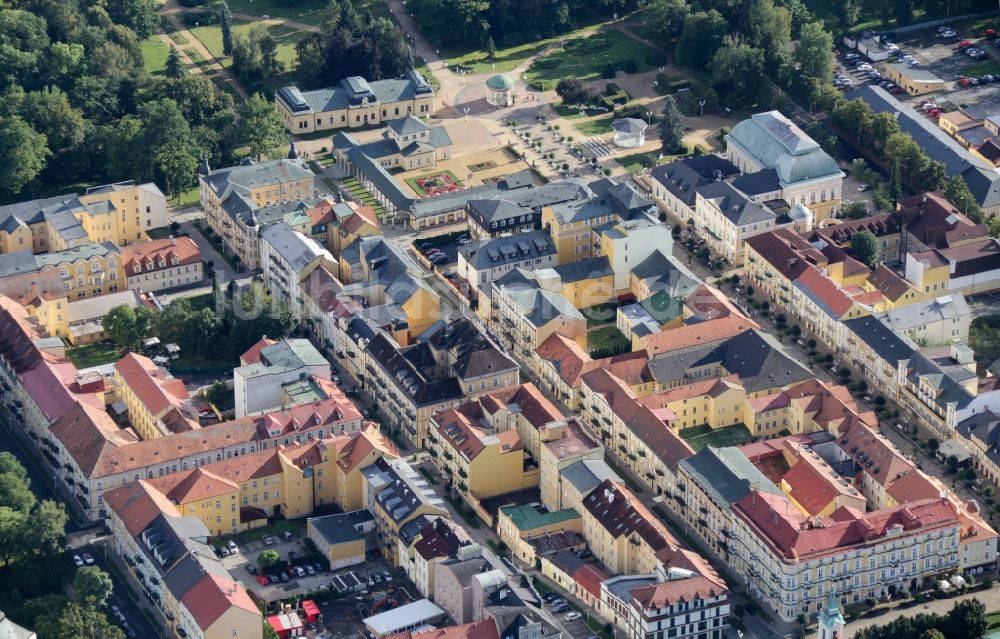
851 229 881 268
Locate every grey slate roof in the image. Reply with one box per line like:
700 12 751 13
275 70 432 114
261 222 330 275
612 118 647 135
560 459 622 496
203 159 313 198
553 256 612 283
877 294 970 333
459 230 555 270
904 351 977 410
387 115 429 136
34 241 119 268
410 170 538 219
843 316 916 364
957 411 1000 467
309 510 374 545
0 251 40 278
679 446 782 507
465 199 534 228
729 168 781 197
695 181 775 225
650 155 741 207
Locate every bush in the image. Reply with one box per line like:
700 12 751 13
645 51 667 67
605 82 621 96
602 62 617 79
984 578 994 589
181 10 218 26
623 59 638 73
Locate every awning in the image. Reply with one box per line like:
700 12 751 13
302 599 321 622
937 580 952 591
950 575 966 588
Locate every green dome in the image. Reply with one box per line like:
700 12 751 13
486 74 514 91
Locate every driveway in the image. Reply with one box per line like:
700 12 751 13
179 221 241 281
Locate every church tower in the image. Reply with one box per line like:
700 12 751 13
817 592 845 639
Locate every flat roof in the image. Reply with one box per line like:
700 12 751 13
364 599 445 635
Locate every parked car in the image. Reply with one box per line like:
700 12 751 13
227 540 238 553
552 604 569 614
246 565 258 575
82 552 94 565
565 612 582 621
280 571 290 582
289 551 300 562
73 554 84 567
110 606 124 621
257 575 270 586
263 536 275 545
382 570 393 582
305 565 316 576
281 531 293 541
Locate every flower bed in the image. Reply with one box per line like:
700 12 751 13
468 160 498 172
406 171 463 196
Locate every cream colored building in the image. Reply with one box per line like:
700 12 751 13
275 71 434 133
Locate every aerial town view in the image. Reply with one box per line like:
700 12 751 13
5 0 1000 638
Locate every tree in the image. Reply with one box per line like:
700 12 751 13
710 38 768 108
74 567 114 608
675 10 729 69
944 599 987 639
660 95 684 153
920 631 945 639
106 0 159 39
263 620 280 639
643 0 688 40
794 21 833 103
320 0 342 32
26 500 69 559
102 305 152 350
0 473 36 513
0 116 50 196
257 549 281 569
852 229 882 268
220 1 234 56
886 159 902 205
19 87 86 155
50 601 126 639
834 0 861 26
154 138 199 200
239 93 286 160
843 202 869 219
205 380 229 408
165 45 185 78
943 175 983 222
486 35 496 61
0 453 28 481
555 79 598 105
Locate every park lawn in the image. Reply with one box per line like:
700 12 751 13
66 342 125 369
440 12 606 74
189 20 304 68
574 115 616 136
222 0 389 25
414 56 440 91
679 423 754 452
141 36 172 76
587 326 631 356
525 29 660 89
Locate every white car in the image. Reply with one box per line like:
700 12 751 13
73 554 84 567
564 612 582 621
227 540 238 553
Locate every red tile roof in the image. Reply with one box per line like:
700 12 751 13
629 575 727 609
180 573 258 630
114 352 192 418
643 315 756 356
480 383 563 427
240 337 278 365
867 264 910 302
582 480 677 551
782 461 843 516
734 493 959 561
794 266 856 318
573 563 610 598
535 335 651 388
121 237 201 277
103 480 182 536
146 467 239 504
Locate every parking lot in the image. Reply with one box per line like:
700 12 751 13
221 530 398 604
416 234 465 265
839 23 1000 114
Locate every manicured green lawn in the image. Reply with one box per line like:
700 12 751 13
616 150 692 173
526 29 659 89
141 36 172 76
587 326 631 356
404 169 464 197
414 56 440 91
962 60 1000 77
66 342 125 369
189 20 304 68
679 423 754 452
440 13 606 74
574 115 616 136
222 0 389 25
581 303 618 327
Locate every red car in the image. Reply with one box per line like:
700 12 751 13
960 78 973 86
983 28 996 38
256 575 269 585
929 109 942 118
956 40 973 49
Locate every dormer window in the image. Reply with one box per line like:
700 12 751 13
146 260 154 270
172 258 179 266
134 263 141 273
158 259 166 268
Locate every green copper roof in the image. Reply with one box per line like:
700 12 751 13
500 504 579 531
487 75 514 91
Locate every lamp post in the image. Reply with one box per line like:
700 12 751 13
699 99 706 116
